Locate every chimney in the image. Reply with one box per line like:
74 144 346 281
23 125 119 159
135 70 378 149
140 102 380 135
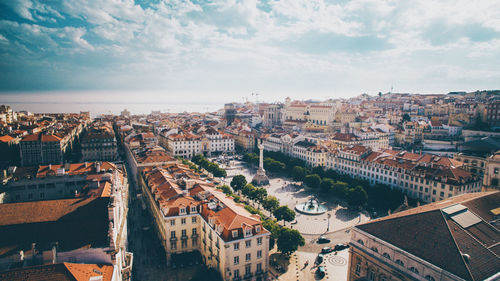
51 242 58 264
96 162 101 173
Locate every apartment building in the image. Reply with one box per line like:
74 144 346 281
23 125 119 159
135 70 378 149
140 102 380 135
325 145 482 203
348 191 500 281
140 164 270 281
483 151 500 189
0 161 123 203
19 133 66 166
0 163 132 279
0 263 117 281
81 122 118 161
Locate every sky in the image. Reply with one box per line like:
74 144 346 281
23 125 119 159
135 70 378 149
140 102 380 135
0 0 499 103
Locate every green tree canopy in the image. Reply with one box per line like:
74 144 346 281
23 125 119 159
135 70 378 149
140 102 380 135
320 178 335 193
347 186 368 207
262 196 280 212
273 205 296 223
230 175 247 192
304 174 321 189
277 228 305 256
291 166 306 182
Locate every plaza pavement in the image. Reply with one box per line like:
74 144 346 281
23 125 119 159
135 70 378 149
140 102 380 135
225 160 371 235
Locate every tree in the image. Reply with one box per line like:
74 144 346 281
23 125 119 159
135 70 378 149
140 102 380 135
242 183 256 197
347 186 368 207
262 196 280 212
230 175 247 192
320 178 335 193
252 187 268 203
273 205 296 224
304 174 321 189
219 185 232 195
332 181 349 198
277 228 305 256
292 166 306 182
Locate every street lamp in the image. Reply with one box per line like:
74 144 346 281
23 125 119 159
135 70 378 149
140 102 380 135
327 213 331 232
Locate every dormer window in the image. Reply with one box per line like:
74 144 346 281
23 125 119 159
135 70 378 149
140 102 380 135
245 228 252 237
179 207 186 215
232 230 238 238
191 206 197 213
255 226 261 233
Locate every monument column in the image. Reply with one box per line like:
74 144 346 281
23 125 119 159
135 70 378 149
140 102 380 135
252 139 270 186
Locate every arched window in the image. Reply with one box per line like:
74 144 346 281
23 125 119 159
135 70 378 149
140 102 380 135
382 253 390 259
425 276 435 281
357 239 364 245
395 259 404 266
409 267 419 274
371 247 378 253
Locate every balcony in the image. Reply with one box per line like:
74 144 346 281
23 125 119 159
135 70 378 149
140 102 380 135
170 237 177 241
181 235 189 240
191 233 199 238
233 276 241 281
243 273 253 279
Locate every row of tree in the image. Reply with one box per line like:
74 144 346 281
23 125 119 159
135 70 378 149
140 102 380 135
191 155 227 178
228 175 304 256
247 151 406 211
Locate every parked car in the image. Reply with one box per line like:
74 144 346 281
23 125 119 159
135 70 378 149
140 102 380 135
317 236 331 244
316 254 324 264
334 243 349 251
321 247 334 254
316 266 326 278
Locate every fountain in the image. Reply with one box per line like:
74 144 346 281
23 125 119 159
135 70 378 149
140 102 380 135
295 197 328 215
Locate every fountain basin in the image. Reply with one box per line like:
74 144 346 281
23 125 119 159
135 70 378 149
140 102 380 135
295 198 328 215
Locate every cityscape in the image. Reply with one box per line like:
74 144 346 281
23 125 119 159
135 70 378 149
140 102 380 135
1 1 500 281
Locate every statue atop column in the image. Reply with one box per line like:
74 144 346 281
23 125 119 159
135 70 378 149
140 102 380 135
252 139 269 186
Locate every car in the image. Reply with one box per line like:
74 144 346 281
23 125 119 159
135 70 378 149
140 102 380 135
317 236 331 244
316 254 324 264
321 247 334 254
316 266 326 278
334 243 349 251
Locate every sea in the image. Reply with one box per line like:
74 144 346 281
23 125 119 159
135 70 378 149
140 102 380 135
7 102 224 118
2 92 226 118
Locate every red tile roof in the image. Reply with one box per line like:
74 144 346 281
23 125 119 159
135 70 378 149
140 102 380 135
0 263 114 281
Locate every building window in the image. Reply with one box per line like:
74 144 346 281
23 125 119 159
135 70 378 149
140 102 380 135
257 250 262 259
192 238 198 247
171 231 176 238
369 269 375 281
179 207 186 214
234 256 239 265
257 237 262 245
495 168 499 174
355 263 361 275
191 206 197 213
255 226 261 232
170 219 175 226
181 218 186 225
357 239 364 246
246 253 251 261
234 243 239 250
380 276 387 281
395 259 404 266
245 228 252 237
192 216 197 223
425 275 435 281
181 240 187 248
181 229 187 237
170 241 177 250
245 240 251 248
382 253 390 259
192 228 197 235
232 230 238 238
409 267 419 274
256 263 262 273
245 264 251 275
234 269 240 278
